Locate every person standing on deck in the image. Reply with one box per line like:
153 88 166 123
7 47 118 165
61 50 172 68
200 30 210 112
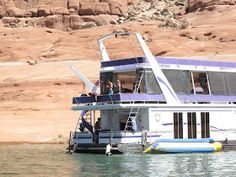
95 118 101 131
94 118 101 144
107 81 114 95
89 80 101 101
114 79 122 94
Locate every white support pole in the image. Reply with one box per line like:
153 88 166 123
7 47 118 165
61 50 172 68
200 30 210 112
98 41 110 61
135 33 180 105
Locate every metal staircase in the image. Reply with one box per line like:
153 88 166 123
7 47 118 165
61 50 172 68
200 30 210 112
125 107 140 131
125 70 143 131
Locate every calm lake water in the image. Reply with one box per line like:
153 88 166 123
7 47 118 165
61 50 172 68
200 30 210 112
0 144 236 177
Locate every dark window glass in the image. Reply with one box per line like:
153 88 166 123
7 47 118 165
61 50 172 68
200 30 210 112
187 112 197 138
201 112 210 138
173 112 183 139
191 72 210 95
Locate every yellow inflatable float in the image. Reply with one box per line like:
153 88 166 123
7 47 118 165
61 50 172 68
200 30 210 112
144 138 222 154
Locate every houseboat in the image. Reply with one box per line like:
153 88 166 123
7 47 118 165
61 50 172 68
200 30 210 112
68 32 236 154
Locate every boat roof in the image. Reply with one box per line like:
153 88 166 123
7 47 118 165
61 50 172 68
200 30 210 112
101 57 236 72
157 57 236 68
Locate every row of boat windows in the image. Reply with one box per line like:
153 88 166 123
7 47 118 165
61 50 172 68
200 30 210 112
100 69 236 95
174 112 210 139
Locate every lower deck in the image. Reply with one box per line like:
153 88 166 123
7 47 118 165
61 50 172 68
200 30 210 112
70 102 236 154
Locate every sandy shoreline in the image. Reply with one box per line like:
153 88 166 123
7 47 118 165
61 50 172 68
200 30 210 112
0 141 68 145
0 60 100 143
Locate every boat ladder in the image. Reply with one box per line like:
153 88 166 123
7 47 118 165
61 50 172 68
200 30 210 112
125 107 140 130
133 70 144 93
124 70 143 131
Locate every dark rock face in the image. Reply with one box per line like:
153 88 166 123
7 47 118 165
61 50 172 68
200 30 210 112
127 0 189 29
0 0 135 30
0 0 130 17
187 0 236 12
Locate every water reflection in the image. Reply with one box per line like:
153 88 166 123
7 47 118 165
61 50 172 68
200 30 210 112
74 152 236 177
170 154 213 177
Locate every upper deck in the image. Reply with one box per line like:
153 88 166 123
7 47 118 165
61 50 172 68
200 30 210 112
73 56 236 107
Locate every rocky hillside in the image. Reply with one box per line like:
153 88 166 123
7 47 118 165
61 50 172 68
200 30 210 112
1 0 235 31
0 0 201 31
127 0 188 29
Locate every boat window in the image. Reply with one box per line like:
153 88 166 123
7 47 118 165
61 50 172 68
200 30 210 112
208 72 229 95
187 112 197 138
173 112 183 139
117 72 137 93
164 70 191 94
226 73 236 95
191 72 210 94
100 71 139 94
201 112 210 138
143 69 161 94
208 72 236 96
100 72 114 94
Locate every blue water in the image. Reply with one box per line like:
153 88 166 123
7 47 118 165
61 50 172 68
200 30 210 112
0 144 236 177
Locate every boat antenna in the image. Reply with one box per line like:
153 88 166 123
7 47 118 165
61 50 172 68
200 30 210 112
89 6 140 62
88 7 123 60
